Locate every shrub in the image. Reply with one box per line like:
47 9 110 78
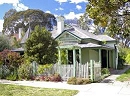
67 77 90 85
18 63 33 80
49 73 63 82
101 68 110 75
125 54 130 64
37 64 52 75
67 77 77 85
6 74 17 81
34 75 46 81
34 73 63 82
118 47 130 65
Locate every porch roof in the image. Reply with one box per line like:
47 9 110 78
58 43 114 50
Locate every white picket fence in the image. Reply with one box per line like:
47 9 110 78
49 61 101 81
51 63 89 81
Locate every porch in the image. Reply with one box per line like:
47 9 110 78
55 43 116 81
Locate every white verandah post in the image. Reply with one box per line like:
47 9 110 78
107 50 109 68
79 48 82 77
99 49 101 64
73 49 76 77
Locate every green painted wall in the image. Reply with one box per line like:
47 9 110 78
109 50 113 68
81 48 89 64
81 48 99 64
89 49 99 62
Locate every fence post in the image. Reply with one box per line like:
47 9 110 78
32 61 37 76
58 48 61 74
90 60 94 82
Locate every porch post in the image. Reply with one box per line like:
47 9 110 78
79 48 82 64
79 48 82 78
107 50 108 68
58 48 61 65
73 49 76 77
99 49 101 63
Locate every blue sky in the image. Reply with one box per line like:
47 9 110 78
0 0 88 31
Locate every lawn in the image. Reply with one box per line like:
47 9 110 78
0 83 78 96
116 69 130 82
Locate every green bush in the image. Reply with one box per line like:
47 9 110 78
37 64 52 75
101 68 110 75
6 74 17 81
118 47 130 65
125 54 130 64
18 63 33 80
67 77 90 85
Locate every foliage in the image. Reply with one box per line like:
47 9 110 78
49 73 63 82
125 54 130 64
86 0 128 26
116 69 130 82
118 47 130 65
0 84 78 96
18 63 33 80
67 77 91 85
37 64 53 75
101 68 110 75
25 25 58 65
3 9 56 36
0 49 22 68
86 0 130 47
0 49 22 79
0 35 11 52
3 9 17 19
11 36 21 48
6 73 17 81
60 49 67 64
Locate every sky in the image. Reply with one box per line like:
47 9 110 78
0 0 88 32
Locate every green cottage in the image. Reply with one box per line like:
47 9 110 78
51 16 118 81
19 16 118 81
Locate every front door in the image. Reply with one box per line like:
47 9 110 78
68 50 73 64
101 49 109 68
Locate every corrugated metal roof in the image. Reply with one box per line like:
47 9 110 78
53 25 116 42
21 24 116 44
96 35 115 41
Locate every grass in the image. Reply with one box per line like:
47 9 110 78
0 83 78 96
116 69 130 82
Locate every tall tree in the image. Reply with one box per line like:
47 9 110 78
78 13 103 34
3 9 57 36
86 0 130 47
25 25 58 64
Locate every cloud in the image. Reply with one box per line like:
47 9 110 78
76 5 82 10
45 11 51 13
56 7 64 11
55 0 68 4
0 0 19 4
0 20 4 32
69 0 88 4
59 7 64 10
0 0 28 11
13 3 28 11
64 12 83 19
